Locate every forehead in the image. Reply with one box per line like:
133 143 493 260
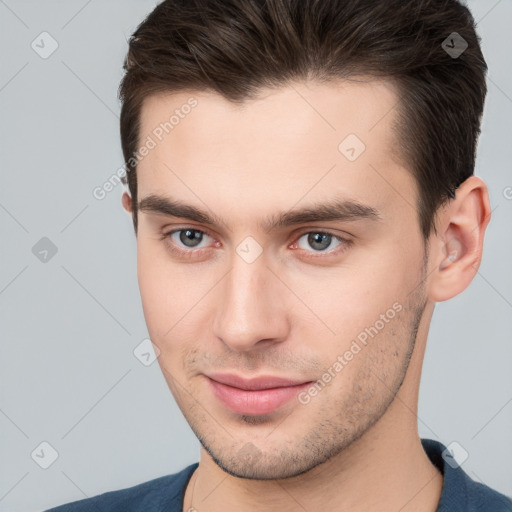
138 78 400 151
135 79 416 228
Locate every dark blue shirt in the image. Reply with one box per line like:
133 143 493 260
43 439 512 511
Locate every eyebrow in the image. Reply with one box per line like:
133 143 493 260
138 194 382 232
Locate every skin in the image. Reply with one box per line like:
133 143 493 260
122 78 490 512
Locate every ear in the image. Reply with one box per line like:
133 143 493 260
427 176 491 302
122 191 133 214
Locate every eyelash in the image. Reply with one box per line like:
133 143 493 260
160 227 353 260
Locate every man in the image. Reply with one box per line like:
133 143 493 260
45 0 512 510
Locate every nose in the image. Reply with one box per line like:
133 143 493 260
212 251 290 352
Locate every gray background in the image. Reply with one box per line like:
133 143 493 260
0 1 511 510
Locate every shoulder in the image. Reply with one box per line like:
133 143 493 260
421 438 512 512
42 463 198 512
463 477 512 511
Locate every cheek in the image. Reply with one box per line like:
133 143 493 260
295 247 418 360
297 266 397 340
137 238 178 335
136 239 213 364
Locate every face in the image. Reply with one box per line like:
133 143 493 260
133 79 430 479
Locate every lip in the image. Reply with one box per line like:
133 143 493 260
206 373 312 415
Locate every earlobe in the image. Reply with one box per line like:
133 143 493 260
122 191 133 214
427 176 491 303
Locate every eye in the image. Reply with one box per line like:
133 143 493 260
161 227 352 260
292 231 352 257
176 229 205 248
160 228 216 258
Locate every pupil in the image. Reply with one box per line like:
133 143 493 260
181 229 202 247
309 233 330 251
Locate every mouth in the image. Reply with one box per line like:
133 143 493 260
205 373 313 416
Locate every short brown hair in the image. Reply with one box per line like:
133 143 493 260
118 0 487 239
